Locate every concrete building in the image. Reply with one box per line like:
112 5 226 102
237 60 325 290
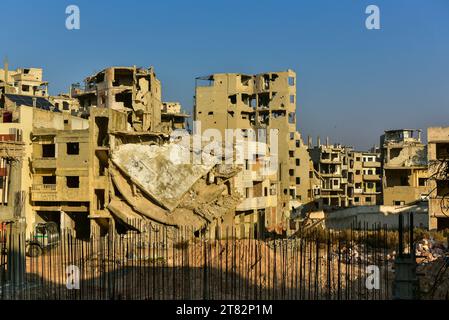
49 94 83 116
72 66 163 132
351 151 382 206
381 129 430 206
71 66 187 134
0 103 90 235
194 70 319 234
232 141 279 237
0 63 48 97
427 126 449 230
161 102 189 133
308 139 353 209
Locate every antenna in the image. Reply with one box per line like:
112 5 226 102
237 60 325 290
3 56 9 86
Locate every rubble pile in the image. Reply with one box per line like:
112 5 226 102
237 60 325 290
108 142 241 233
415 238 448 264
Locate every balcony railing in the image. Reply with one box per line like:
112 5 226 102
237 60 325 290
32 184 57 191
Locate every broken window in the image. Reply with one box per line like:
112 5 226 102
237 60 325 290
113 69 133 86
296 177 301 184
436 143 449 160
208 112 214 116
67 142 79 155
390 148 402 160
22 85 30 92
263 74 270 90
289 151 294 157
115 91 133 109
95 189 105 210
66 176 79 188
289 189 295 198
418 178 427 187
95 117 109 147
437 180 449 197
42 144 55 158
241 75 252 86
258 93 270 109
290 95 295 104
288 112 295 124
354 197 360 202
250 96 257 109
228 94 237 105
63 102 69 110
288 77 295 86
228 111 234 117
272 110 286 119
296 159 300 166
289 169 294 176
42 176 56 185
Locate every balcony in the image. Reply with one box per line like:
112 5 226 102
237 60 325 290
321 172 342 178
31 184 58 201
32 157 57 169
363 174 381 181
363 161 381 168
237 197 267 211
320 158 341 164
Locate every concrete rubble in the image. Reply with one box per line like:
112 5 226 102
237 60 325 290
108 142 241 232
415 238 448 264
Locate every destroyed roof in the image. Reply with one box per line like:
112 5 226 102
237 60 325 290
4 94 56 111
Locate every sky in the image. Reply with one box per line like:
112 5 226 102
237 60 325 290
1 0 448 150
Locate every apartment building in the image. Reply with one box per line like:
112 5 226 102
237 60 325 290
351 151 382 206
233 141 279 238
194 70 318 234
308 139 352 209
427 127 449 230
71 66 187 134
381 129 430 206
0 102 91 235
161 102 190 133
0 63 48 97
49 94 83 116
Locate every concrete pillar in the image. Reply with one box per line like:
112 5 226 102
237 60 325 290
428 216 438 231
60 211 75 234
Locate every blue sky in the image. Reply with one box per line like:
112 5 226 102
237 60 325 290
1 0 448 149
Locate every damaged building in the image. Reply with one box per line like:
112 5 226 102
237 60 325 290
381 129 430 206
194 71 321 235
427 126 449 230
308 138 382 210
1 63 241 239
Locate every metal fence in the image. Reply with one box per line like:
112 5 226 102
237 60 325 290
1 221 394 300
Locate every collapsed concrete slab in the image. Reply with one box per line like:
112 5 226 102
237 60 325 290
108 142 240 233
111 143 218 211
